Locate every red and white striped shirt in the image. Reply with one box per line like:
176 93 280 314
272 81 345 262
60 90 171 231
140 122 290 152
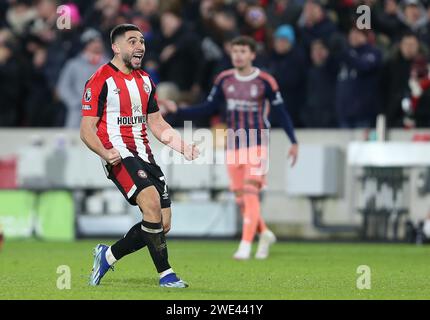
81 62 158 163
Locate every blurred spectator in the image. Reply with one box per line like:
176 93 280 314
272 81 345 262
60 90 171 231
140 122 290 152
298 0 337 51
28 1 83 90
158 0 183 13
196 4 239 92
335 27 383 128
149 9 204 101
5 0 37 35
267 24 307 127
213 33 236 76
398 0 430 42
372 0 404 42
0 1 8 28
381 32 421 127
23 35 60 126
0 30 22 126
2 0 430 129
241 5 271 49
57 29 108 128
374 0 430 43
406 54 430 127
327 0 365 34
302 38 338 128
82 0 128 50
196 2 238 47
266 0 302 29
29 0 59 42
134 0 160 23
132 0 160 41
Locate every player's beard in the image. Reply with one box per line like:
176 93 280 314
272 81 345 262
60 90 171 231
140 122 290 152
122 53 141 70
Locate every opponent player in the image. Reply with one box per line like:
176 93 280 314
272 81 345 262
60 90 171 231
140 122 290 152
80 24 199 287
174 36 298 260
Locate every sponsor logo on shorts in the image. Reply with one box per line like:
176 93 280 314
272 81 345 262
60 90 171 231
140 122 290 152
137 170 147 179
82 105 92 110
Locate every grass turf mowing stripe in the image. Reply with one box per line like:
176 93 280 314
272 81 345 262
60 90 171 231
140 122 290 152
0 240 429 300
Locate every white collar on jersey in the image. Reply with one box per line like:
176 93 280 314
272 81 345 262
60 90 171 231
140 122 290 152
234 67 260 82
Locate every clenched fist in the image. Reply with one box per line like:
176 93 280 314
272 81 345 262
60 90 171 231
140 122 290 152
103 148 121 166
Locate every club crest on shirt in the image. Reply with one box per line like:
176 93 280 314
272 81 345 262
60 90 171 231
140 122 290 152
84 88 92 102
113 88 121 94
137 170 147 179
143 83 150 94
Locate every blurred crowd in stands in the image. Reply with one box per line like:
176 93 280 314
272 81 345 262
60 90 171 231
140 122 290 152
1 0 430 129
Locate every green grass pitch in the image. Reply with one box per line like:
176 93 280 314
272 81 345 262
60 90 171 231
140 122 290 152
1 239 430 300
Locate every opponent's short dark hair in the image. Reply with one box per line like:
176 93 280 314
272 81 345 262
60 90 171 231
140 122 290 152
110 24 142 44
231 36 257 52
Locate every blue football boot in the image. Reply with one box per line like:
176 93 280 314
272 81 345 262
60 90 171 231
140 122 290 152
89 244 114 286
159 273 188 288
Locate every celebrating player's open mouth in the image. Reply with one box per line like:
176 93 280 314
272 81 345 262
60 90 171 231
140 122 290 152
129 51 144 68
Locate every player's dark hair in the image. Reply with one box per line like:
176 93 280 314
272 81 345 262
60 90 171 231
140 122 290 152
110 24 142 44
231 36 257 53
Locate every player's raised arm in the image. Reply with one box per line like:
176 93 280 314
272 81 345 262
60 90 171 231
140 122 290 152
263 74 299 166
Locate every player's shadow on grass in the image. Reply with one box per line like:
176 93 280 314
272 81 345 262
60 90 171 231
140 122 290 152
106 277 157 288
